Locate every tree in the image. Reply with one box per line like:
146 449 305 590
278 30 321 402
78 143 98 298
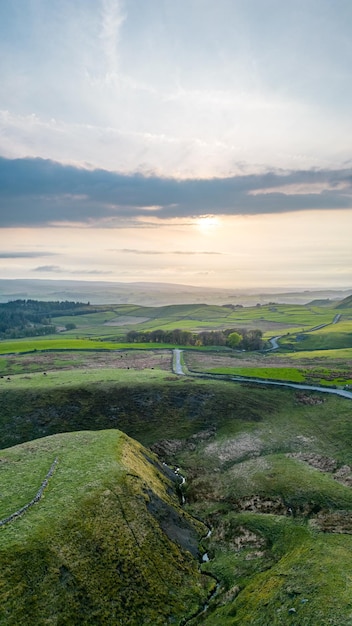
227 331 241 348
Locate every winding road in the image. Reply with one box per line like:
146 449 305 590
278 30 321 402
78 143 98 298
172 349 352 401
267 313 342 351
173 349 185 375
267 335 282 350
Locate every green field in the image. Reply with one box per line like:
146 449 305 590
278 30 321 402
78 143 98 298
279 331 352 351
0 337 176 354
50 302 340 337
278 347 352 360
3 299 352 357
206 366 352 387
209 366 306 383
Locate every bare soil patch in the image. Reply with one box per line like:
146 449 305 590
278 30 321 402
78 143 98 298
150 428 217 462
294 393 325 405
204 433 263 465
287 453 352 487
233 495 288 515
288 453 337 473
230 526 266 553
334 465 352 487
310 511 352 534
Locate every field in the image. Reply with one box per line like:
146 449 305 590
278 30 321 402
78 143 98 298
52 302 339 337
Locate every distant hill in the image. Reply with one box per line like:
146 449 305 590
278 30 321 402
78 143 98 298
0 430 210 625
335 294 352 309
0 278 351 306
306 298 333 306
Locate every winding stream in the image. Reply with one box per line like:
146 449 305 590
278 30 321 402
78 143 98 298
173 467 219 624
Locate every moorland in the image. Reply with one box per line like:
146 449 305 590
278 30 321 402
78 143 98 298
0 289 352 624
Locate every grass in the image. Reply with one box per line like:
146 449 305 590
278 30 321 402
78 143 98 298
0 369 294 450
281 332 352 351
0 366 167 389
206 366 352 387
169 385 352 625
201 517 352 626
0 338 178 354
225 453 352 508
0 349 173 376
0 430 210 625
277 347 352 360
209 366 306 383
278 319 352 352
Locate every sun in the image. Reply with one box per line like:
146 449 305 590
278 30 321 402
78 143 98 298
195 216 220 234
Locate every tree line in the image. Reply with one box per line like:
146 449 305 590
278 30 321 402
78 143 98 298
125 328 264 350
0 299 89 339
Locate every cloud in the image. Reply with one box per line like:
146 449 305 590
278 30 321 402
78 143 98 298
32 265 112 275
100 0 126 77
33 265 62 272
111 248 222 255
0 156 351 227
0 251 57 258
69 269 114 275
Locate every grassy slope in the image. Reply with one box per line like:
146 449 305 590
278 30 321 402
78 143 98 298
0 429 210 625
0 370 280 449
278 347 352 360
278 318 352 352
168 386 352 625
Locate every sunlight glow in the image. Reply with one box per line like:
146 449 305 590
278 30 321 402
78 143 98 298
195 216 220 234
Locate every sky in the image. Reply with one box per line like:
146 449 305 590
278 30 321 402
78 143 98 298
0 0 352 291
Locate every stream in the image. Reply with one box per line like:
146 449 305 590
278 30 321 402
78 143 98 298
173 467 220 625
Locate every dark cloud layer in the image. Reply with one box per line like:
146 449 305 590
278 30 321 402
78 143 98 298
0 157 351 227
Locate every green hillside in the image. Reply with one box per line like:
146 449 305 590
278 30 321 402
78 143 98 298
335 294 352 309
0 429 210 625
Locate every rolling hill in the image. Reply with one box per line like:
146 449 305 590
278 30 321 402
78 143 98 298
0 429 211 625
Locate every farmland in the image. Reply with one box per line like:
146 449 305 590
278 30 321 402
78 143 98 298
1 296 351 390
